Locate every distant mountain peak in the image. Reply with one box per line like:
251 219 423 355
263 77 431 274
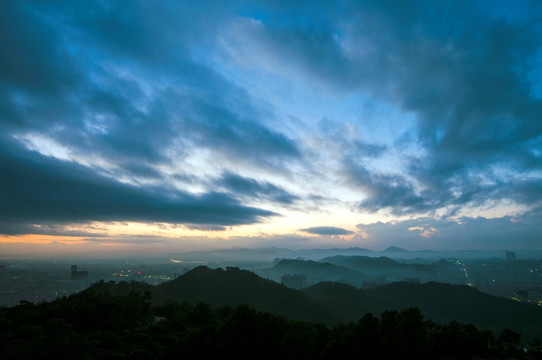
383 246 409 253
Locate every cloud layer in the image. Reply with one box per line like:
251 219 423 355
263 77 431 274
1 0 542 251
301 226 355 236
0 138 275 235
222 0 542 216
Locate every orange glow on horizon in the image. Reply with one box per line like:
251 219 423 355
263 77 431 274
0 234 89 245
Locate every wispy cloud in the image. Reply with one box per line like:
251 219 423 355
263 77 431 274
1 0 541 251
301 226 355 236
0 138 276 233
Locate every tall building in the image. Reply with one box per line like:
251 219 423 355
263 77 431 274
71 264 88 279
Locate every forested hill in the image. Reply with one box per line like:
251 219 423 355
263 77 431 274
303 280 542 341
1 283 540 359
87 266 340 324
69 266 542 340
3 265 542 359
156 265 340 324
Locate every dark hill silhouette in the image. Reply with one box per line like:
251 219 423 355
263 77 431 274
289 246 373 259
382 246 409 253
303 280 542 341
90 266 341 325
2 289 535 359
84 266 542 341
258 259 366 287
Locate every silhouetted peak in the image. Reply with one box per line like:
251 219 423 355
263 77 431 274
382 246 408 253
170 265 264 285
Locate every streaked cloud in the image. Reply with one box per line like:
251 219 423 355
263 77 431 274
0 138 276 234
301 226 355 236
1 0 541 253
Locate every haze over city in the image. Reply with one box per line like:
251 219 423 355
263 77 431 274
2 0 542 258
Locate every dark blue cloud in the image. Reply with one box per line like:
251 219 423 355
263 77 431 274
0 0 300 156
0 1 76 95
0 0 302 227
345 159 430 215
184 97 300 164
0 138 276 235
2 0 542 248
230 0 542 216
217 172 299 205
301 226 354 236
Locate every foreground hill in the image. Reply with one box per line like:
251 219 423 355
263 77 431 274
86 265 542 341
3 266 542 358
303 281 542 341
91 266 341 325
155 266 340 324
3 290 536 359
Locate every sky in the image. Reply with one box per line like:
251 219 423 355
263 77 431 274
1 0 542 257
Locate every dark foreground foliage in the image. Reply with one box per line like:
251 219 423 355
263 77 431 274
0 286 541 360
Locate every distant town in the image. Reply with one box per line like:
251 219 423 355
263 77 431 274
1 247 541 307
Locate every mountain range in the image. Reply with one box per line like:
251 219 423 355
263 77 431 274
258 259 367 287
89 265 542 341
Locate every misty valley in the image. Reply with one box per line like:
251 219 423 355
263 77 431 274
2 247 542 359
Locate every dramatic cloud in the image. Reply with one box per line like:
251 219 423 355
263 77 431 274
216 172 299 205
0 138 275 235
1 0 542 252
223 0 542 215
0 1 300 236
